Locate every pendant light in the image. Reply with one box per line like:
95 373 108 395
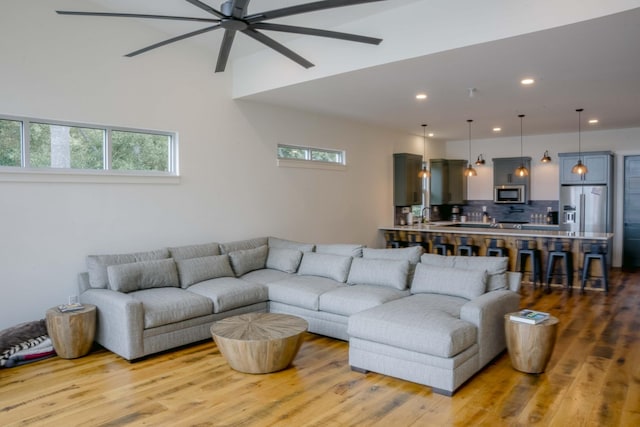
418 124 431 178
514 114 529 177
541 150 552 163
463 119 477 177
571 108 588 175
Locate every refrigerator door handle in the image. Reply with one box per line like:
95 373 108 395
579 193 586 233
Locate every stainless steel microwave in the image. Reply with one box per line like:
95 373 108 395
494 185 526 204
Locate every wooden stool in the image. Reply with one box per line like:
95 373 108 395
45 304 96 359
432 235 454 256
485 238 508 257
581 243 609 293
504 313 559 373
516 239 542 287
545 240 574 290
456 236 479 256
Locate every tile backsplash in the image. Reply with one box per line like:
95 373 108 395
460 200 559 223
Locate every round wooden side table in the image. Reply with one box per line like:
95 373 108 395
211 312 308 374
504 313 559 374
46 304 97 359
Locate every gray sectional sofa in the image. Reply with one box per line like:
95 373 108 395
78 236 521 395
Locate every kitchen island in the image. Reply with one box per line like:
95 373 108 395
379 222 613 291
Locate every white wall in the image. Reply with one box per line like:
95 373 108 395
445 127 640 267
0 1 411 330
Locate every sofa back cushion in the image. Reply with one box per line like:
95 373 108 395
86 248 170 289
175 254 234 288
420 253 455 268
410 263 487 300
420 253 508 291
315 243 364 258
219 237 268 254
266 248 303 273
107 258 179 293
297 252 352 283
347 258 410 290
168 242 220 261
363 246 423 264
268 237 315 253
228 245 268 276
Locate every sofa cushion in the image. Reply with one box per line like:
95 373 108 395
297 252 353 283
347 294 476 358
219 237 268 254
420 253 456 268
175 254 234 288
86 248 170 289
187 277 268 313
266 248 303 273
130 287 213 329
268 237 315 253
347 258 410 290
410 263 487 300
319 284 409 316
315 243 364 258
451 256 509 291
267 275 346 310
168 242 220 261
363 246 422 264
240 268 293 285
228 245 268 276
107 259 179 293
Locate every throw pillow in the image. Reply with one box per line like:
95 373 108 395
228 245 269 276
410 263 487 299
268 237 315 253
347 258 410 290
452 256 509 291
266 248 303 273
86 248 170 289
297 252 353 283
175 254 234 288
107 258 179 293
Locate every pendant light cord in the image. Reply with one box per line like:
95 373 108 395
467 119 473 163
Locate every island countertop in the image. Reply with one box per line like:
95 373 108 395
379 222 613 240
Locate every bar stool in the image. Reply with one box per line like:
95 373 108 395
516 239 542 287
485 238 508 257
456 236 479 256
581 243 609 293
383 231 402 249
407 232 429 252
545 240 574 291
432 235 454 256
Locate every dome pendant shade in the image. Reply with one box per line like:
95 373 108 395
515 164 529 177
464 163 478 177
418 165 430 178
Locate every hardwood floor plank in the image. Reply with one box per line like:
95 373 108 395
1 268 637 426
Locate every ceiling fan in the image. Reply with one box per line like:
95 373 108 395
56 0 385 73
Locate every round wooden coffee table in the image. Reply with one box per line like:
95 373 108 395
210 313 308 374
504 313 559 373
45 304 96 359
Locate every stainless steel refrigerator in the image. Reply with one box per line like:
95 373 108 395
560 185 609 233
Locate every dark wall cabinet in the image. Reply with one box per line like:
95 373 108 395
429 159 466 205
393 153 423 206
493 157 532 187
559 151 613 184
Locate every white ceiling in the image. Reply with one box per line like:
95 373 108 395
79 1 640 141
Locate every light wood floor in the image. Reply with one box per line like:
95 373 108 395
2 269 639 426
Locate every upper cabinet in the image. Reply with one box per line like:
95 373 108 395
430 159 466 205
493 157 532 187
393 153 423 206
559 151 613 185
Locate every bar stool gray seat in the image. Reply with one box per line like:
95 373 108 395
516 239 542 287
456 236 479 256
545 240 574 291
581 243 609 293
432 235 454 256
485 238 508 257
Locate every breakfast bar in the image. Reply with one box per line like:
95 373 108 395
379 222 613 292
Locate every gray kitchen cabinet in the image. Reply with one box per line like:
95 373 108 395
393 153 423 206
429 159 466 205
559 151 612 184
493 157 531 186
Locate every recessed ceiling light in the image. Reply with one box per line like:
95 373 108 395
415 93 427 100
588 119 599 124
521 78 535 85
493 127 502 132
428 133 434 137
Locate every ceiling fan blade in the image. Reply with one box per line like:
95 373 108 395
245 0 385 23
56 11 220 23
184 0 225 18
242 28 314 69
125 25 222 57
251 23 381 45
215 30 237 73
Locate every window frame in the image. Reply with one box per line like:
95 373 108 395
0 114 179 184
276 143 347 171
